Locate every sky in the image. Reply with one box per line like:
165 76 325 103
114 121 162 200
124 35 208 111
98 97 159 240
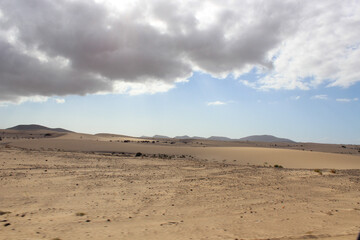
0 0 359 144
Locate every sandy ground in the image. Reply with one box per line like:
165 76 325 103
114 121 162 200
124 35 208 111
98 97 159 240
2 130 360 156
1 131 360 239
8 138 360 169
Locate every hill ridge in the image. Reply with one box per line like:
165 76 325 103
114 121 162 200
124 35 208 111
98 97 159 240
7 124 73 133
150 134 295 143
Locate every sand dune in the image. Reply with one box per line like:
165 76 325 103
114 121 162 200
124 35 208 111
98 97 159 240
1 131 360 239
8 137 360 169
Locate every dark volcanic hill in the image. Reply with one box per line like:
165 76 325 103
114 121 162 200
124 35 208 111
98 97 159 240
239 135 294 143
7 124 73 133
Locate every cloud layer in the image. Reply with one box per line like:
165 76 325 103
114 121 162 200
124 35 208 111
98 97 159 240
0 0 359 102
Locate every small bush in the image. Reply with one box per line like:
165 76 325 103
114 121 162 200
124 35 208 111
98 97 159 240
75 212 86 216
274 164 283 168
330 169 336 174
158 154 169 159
314 169 322 175
135 152 142 157
0 210 11 215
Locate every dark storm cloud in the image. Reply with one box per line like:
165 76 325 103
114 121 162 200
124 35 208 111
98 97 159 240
0 37 112 102
0 0 325 102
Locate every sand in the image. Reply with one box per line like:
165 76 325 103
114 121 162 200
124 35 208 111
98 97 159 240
1 131 360 239
8 137 360 169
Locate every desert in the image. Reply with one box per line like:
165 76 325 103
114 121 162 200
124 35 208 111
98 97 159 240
1 127 360 240
2 1 360 239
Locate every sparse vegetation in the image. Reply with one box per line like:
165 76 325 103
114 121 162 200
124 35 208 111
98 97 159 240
274 164 283 168
314 169 322 175
0 210 11 215
158 154 169 159
135 152 142 157
330 169 336 174
75 212 86 216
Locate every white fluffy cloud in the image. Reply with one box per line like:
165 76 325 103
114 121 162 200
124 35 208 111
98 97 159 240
312 95 328 100
0 0 359 103
0 95 49 107
55 98 65 104
245 1 360 90
207 101 226 106
336 98 358 102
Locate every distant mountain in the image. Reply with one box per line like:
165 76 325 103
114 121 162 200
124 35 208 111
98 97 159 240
239 135 294 143
193 136 206 140
208 136 233 141
148 134 294 142
7 124 73 133
152 135 170 139
174 135 191 139
174 135 206 140
141 135 171 139
5 126 294 143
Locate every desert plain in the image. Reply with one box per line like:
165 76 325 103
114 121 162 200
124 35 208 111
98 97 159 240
1 130 360 240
